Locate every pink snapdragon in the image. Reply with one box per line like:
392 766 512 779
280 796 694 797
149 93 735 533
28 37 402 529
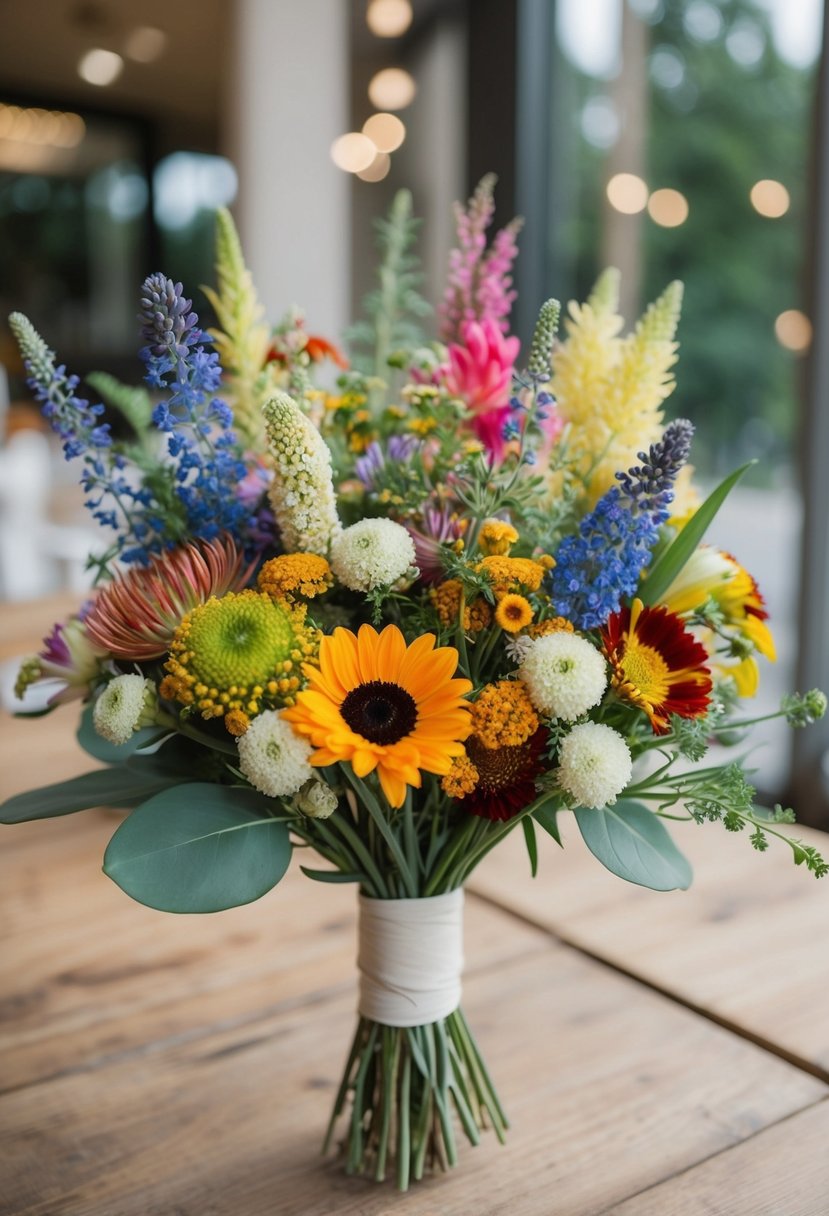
446 319 520 458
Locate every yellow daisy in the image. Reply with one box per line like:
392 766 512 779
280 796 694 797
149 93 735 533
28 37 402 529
283 624 472 807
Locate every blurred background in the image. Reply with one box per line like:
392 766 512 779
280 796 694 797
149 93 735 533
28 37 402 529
0 0 827 821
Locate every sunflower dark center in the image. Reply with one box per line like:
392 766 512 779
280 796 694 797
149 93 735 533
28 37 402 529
340 680 418 745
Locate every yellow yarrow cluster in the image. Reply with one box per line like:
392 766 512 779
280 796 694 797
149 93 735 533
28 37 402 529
470 681 539 748
442 753 479 798
476 556 546 596
479 519 518 556
161 590 317 732
528 616 575 639
550 270 683 503
258 553 333 602
430 579 492 633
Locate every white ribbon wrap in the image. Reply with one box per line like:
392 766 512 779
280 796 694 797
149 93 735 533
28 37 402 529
357 889 464 1027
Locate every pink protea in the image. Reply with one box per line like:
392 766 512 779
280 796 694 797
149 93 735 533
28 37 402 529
445 318 520 458
84 535 250 660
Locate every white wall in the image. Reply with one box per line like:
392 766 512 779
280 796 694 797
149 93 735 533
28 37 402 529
224 0 351 340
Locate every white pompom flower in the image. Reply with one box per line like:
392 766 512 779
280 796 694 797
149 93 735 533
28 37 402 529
295 779 338 820
330 518 417 592
557 722 632 809
93 674 157 745
237 710 314 798
519 632 607 720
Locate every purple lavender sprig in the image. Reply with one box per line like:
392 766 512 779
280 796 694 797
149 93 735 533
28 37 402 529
137 275 253 550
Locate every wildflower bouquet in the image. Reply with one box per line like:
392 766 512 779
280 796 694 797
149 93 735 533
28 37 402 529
3 178 826 1192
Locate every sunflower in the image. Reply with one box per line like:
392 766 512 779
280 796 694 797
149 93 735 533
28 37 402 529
282 624 472 807
602 598 712 734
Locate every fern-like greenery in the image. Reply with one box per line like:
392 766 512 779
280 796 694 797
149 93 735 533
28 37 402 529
346 188 431 382
85 371 153 440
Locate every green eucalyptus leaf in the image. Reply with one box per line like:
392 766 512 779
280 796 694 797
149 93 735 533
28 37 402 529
299 866 364 884
77 700 166 764
639 462 754 606
574 799 692 891
534 801 562 846
103 783 292 913
522 816 539 877
0 766 182 824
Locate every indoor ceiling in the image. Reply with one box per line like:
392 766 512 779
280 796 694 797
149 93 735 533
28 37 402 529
0 0 227 126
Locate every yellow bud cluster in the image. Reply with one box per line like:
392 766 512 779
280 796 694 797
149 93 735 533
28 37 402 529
441 753 479 799
479 519 519 556
429 579 492 634
470 681 539 749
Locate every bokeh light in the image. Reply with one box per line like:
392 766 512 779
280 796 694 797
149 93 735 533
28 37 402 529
606 172 648 214
362 113 406 152
124 27 168 63
77 48 124 87
357 152 392 182
774 310 812 353
331 132 377 173
647 188 689 227
366 0 413 38
368 68 416 111
750 179 790 218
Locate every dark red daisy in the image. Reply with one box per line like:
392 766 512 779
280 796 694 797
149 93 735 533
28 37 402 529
463 727 547 822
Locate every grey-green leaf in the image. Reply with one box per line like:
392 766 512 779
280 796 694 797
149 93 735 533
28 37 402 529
534 801 562 846
639 462 754 606
0 766 181 823
103 783 292 912
77 700 166 764
574 799 692 891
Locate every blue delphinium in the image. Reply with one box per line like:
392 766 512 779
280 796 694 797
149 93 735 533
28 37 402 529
549 419 694 629
138 274 251 549
8 312 174 566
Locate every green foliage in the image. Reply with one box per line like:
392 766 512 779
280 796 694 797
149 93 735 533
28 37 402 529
346 189 431 379
103 783 292 912
574 799 693 891
639 461 753 605
567 0 814 476
76 700 166 764
521 815 539 876
782 689 828 727
0 766 185 823
85 371 153 437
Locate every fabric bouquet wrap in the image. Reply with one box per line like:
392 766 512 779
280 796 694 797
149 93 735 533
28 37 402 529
3 178 826 1190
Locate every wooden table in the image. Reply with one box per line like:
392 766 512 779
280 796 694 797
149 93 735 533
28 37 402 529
2 602 829 1215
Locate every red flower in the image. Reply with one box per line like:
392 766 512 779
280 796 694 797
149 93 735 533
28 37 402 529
601 597 712 735
463 728 547 821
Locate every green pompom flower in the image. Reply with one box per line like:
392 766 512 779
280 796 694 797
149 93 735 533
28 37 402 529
162 590 316 730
